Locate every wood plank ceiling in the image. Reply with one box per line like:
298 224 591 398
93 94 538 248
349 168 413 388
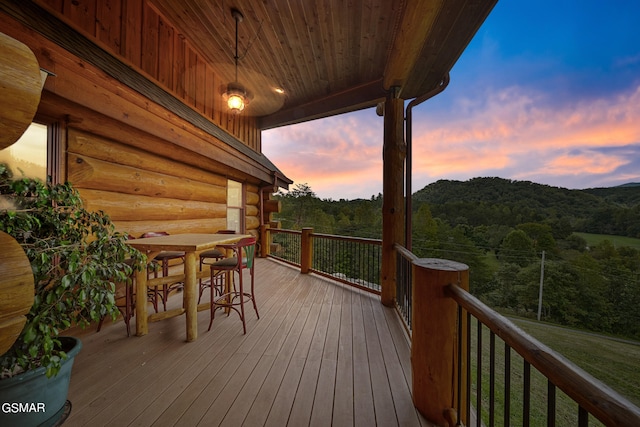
148 0 497 129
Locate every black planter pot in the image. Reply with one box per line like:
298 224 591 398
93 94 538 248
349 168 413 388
0 336 82 427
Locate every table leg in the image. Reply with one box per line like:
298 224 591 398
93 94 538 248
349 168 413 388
184 251 197 342
135 263 148 336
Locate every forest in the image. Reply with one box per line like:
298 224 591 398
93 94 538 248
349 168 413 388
273 178 640 340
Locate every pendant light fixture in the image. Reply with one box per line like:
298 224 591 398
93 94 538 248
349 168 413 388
224 8 248 114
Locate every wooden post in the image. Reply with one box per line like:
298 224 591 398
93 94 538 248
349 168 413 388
412 258 469 426
260 224 270 258
184 251 197 342
135 265 149 336
381 88 406 306
300 227 313 274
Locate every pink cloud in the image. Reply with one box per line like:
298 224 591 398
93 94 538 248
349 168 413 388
539 152 629 175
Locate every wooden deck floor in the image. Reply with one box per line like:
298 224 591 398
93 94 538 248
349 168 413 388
64 258 432 426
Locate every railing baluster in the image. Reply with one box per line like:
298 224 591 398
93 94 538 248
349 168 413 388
490 332 496 427
578 406 588 427
477 319 482 427
406 250 412 330
457 305 463 424
524 360 531 427
466 311 471 425
505 344 511 425
548 380 556 427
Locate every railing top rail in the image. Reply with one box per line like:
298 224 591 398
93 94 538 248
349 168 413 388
267 228 301 235
446 283 640 427
310 232 382 245
394 243 419 262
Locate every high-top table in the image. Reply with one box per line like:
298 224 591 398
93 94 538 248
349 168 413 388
126 233 250 341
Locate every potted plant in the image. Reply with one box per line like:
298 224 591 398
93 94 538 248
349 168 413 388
0 163 144 426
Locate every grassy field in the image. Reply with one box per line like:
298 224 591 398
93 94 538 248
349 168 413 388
574 232 640 249
469 317 640 426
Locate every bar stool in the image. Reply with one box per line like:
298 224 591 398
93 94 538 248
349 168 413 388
207 237 258 334
199 229 236 302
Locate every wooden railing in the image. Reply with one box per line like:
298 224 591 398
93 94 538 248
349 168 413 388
262 226 381 294
399 244 640 427
447 284 640 427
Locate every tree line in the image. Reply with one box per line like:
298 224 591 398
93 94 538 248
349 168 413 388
274 179 640 340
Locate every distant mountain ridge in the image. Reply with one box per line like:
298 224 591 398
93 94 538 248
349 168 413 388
412 177 640 237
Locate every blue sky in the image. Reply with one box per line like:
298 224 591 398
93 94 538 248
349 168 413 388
263 0 640 200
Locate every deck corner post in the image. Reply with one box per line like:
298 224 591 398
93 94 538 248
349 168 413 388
411 258 469 426
301 227 313 274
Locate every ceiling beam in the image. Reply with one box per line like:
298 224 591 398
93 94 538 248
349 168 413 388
383 0 444 94
257 79 388 130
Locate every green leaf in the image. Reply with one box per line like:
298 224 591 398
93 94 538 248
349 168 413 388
22 325 36 343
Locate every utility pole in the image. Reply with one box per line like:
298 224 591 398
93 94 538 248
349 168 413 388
537 250 545 321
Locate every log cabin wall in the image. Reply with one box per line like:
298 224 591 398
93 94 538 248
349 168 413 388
34 0 260 151
0 8 267 239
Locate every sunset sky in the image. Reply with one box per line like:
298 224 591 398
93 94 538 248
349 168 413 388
262 0 640 200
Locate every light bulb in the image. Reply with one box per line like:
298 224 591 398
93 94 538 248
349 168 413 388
227 93 245 113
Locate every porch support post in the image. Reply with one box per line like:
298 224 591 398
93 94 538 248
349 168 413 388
381 88 405 306
412 258 469 426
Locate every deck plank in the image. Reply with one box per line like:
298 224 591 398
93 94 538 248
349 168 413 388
352 289 377 427
361 288 400 426
63 259 431 427
332 288 355 426
309 284 342 426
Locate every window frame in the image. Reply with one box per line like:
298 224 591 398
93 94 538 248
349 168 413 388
226 179 245 233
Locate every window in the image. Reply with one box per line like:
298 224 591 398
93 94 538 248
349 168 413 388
0 119 61 184
226 179 244 232
0 122 47 181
